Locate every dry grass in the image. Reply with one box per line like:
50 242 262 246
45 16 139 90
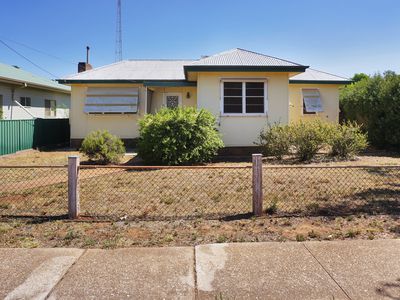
0 215 398 248
0 164 399 220
0 149 399 248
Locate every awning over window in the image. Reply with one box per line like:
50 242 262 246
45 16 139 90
84 87 139 114
302 89 323 113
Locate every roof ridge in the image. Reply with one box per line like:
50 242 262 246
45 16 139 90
127 59 196 61
236 48 306 67
63 60 126 79
308 68 350 80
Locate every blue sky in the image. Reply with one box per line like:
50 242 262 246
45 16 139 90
0 0 399 79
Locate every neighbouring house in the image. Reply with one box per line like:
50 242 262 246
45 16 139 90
0 62 70 120
58 48 351 150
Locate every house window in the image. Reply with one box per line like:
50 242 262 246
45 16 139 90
45 99 57 117
84 87 139 114
222 81 266 115
19 97 31 107
302 89 323 114
164 93 182 109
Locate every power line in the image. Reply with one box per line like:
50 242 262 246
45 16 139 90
0 36 76 65
0 39 59 78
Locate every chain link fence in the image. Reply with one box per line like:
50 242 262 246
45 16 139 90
263 166 400 216
0 164 399 220
79 166 252 220
0 166 67 217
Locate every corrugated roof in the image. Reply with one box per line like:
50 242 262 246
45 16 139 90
63 60 194 81
190 48 305 67
59 49 349 83
0 62 70 92
290 68 351 83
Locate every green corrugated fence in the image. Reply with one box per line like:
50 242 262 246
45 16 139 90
0 118 70 156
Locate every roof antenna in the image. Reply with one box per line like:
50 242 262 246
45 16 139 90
115 0 123 62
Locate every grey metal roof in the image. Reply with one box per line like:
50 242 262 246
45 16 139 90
290 68 351 83
62 60 194 81
0 62 70 92
59 49 349 83
190 48 305 67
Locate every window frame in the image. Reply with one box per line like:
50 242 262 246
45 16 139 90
19 97 31 107
301 88 322 115
45 99 57 117
220 79 268 116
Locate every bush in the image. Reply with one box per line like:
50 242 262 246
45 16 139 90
80 130 125 164
138 107 224 165
291 121 330 161
257 123 291 160
328 122 368 159
340 71 400 150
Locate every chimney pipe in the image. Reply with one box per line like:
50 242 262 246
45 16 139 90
86 46 90 64
78 46 93 73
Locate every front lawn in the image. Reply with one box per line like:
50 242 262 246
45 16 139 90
0 149 399 248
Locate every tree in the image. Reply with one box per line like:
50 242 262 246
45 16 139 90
351 73 369 82
340 71 400 150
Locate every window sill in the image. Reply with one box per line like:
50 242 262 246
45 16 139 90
221 113 267 117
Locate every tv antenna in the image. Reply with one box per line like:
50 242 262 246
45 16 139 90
115 0 122 62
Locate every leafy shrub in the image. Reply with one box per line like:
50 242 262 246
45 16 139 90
328 122 368 159
290 121 330 161
257 123 292 160
80 130 125 164
340 71 400 150
138 107 224 165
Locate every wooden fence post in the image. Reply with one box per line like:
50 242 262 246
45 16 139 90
68 156 80 219
252 153 263 216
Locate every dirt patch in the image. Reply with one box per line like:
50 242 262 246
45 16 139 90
0 215 398 248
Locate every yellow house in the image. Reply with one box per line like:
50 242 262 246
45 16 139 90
58 48 351 150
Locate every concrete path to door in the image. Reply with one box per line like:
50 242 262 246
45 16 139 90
0 239 399 299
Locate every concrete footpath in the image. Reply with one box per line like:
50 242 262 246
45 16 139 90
0 240 399 300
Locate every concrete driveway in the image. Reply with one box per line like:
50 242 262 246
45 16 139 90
1 239 399 299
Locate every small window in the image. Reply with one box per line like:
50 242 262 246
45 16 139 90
223 82 243 113
19 97 31 107
45 99 57 117
166 95 180 108
222 81 266 115
302 89 323 114
246 82 264 113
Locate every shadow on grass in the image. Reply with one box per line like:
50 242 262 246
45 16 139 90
0 215 68 224
289 188 400 217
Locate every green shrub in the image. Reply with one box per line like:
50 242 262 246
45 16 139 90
340 71 400 150
257 123 292 160
80 130 125 164
328 122 368 159
138 107 224 165
291 121 329 161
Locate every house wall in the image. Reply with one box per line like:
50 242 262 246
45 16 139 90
70 84 144 143
196 72 290 147
288 84 340 123
0 83 70 120
69 84 197 145
149 86 197 113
